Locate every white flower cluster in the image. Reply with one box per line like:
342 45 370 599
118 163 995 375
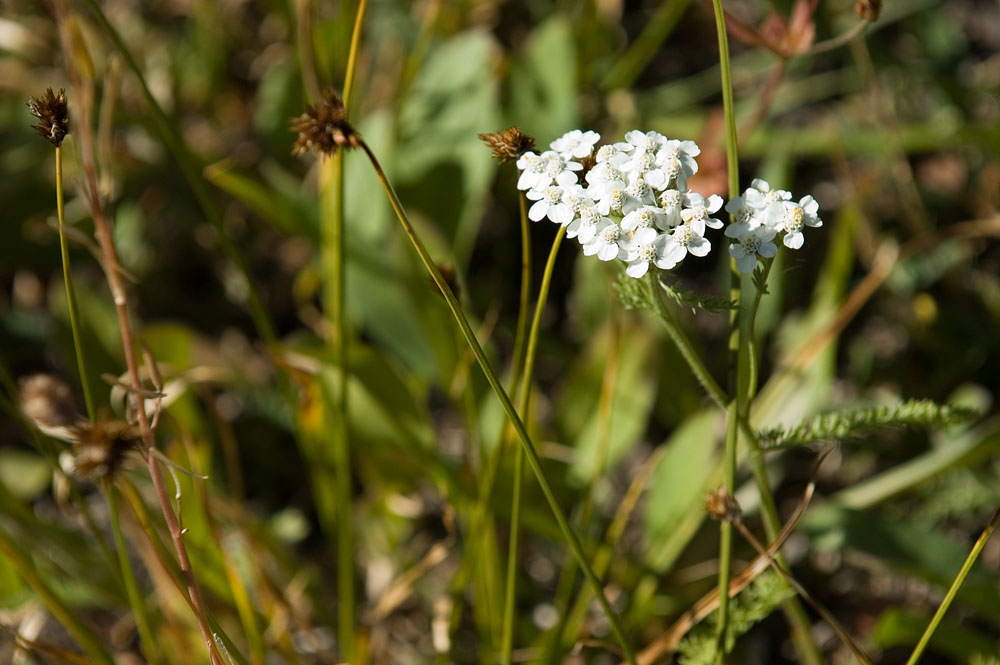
514 130 822 278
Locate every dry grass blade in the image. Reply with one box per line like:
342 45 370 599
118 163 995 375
369 541 453 620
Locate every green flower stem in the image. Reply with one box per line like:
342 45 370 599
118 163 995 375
510 192 533 396
324 3 366 659
0 527 116 665
107 484 160 665
362 141 637 665
647 276 727 408
710 0 740 657
501 226 566 665
904 507 1000 665
83 0 275 344
55 146 94 420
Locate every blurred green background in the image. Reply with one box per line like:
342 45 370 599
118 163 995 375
1 0 1000 663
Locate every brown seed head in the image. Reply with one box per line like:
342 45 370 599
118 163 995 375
705 486 742 523
478 127 536 163
291 88 360 157
68 411 142 483
854 0 881 21
27 88 70 147
20 374 81 440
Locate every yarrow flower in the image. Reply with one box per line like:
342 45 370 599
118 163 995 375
724 179 822 272
507 128 824 281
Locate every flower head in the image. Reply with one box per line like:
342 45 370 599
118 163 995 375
551 129 600 160
68 411 143 483
479 126 536 163
291 88 360 157
729 225 778 273
27 88 70 147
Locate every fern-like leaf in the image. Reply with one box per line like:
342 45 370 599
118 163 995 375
659 279 735 314
757 400 979 450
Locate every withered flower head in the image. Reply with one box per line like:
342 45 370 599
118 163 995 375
68 411 142 483
705 486 742 523
854 0 881 21
478 127 536 163
20 374 81 441
290 88 360 157
27 88 70 147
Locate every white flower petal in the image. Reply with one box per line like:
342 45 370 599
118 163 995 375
687 236 711 257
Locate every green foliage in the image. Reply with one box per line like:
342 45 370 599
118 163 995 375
676 571 796 665
660 279 736 314
757 400 979 450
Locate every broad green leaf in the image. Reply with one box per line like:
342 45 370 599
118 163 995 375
562 322 660 483
644 409 722 571
396 31 500 265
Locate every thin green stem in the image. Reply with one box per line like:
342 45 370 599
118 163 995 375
647 277 727 408
501 226 566 665
55 146 94 420
82 0 275 343
904 507 1000 665
107 484 160 665
324 3 367 659
362 142 637 665
709 0 740 658
510 192 533 393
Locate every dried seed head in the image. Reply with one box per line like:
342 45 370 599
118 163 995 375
705 486 742 523
68 411 142 483
854 0 881 21
478 127 536 163
290 88 360 157
27 88 70 147
20 374 81 440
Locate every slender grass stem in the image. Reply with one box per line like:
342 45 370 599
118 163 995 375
709 0 740 658
501 226 566 665
324 3 366 658
904 507 1000 665
81 0 275 343
511 192 533 394
55 146 94 419
107 484 160 665
362 141 637 665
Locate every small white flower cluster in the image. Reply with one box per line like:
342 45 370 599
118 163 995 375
723 179 823 273
514 130 822 279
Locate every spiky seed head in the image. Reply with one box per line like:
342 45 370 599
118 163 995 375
27 88 70 147
854 0 881 21
704 486 742 523
478 127 536 163
290 88 360 157
68 411 142 483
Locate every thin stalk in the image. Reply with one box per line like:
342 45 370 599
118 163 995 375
904 507 1000 665
510 192 533 393
647 277 727 408
324 2 367 659
82 0 275 343
501 226 567 665
107 484 160 665
55 146 94 419
709 0 740 658
741 255 824 665
362 141 637 665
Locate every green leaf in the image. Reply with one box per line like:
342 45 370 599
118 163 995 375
643 409 722 571
757 399 979 450
564 322 660 483
0 450 49 500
